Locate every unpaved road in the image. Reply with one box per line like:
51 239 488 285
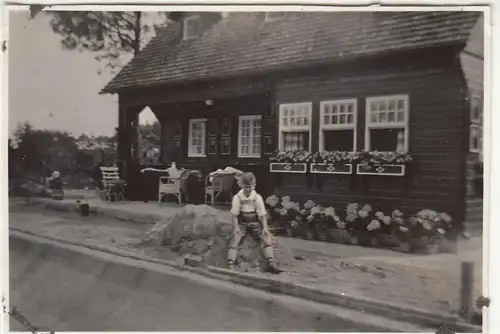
9 202 483 316
9 231 425 332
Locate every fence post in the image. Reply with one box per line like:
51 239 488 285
460 261 474 319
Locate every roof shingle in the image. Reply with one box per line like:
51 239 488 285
101 11 481 94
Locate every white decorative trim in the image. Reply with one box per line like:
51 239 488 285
356 164 406 176
310 163 353 175
188 118 206 157
319 98 357 152
269 163 307 174
238 115 262 158
365 95 410 153
264 12 286 22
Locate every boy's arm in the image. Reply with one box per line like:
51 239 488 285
230 195 240 227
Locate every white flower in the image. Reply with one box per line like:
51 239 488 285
282 201 295 210
300 209 308 216
293 203 301 212
265 195 280 208
361 204 372 213
367 220 381 231
307 215 314 222
346 213 357 222
281 196 292 204
399 226 409 232
290 220 299 228
392 209 403 218
440 212 453 223
381 216 391 225
422 221 433 230
437 228 446 235
359 210 369 218
336 221 346 229
280 209 288 217
324 207 336 217
393 217 405 225
333 215 341 223
310 207 321 215
375 211 384 218
304 200 316 210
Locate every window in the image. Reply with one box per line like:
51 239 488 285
470 95 482 123
365 95 409 153
278 102 312 152
183 15 202 40
188 119 206 157
265 12 287 22
470 124 482 153
319 99 357 152
238 115 262 158
470 94 483 153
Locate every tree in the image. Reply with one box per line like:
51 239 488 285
47 11 169 73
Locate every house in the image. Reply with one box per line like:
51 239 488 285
101 11 484 226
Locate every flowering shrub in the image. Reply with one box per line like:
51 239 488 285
406 209 454 242
265 194 451 249
269 150 412 166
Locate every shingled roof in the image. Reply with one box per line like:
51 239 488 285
101 11 481 94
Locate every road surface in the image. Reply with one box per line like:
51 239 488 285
9 229 423 332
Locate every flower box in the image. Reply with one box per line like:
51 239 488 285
310 163 353 175
356 164 406 176
270 162 308 173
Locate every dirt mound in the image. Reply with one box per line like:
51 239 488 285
140 204 296 271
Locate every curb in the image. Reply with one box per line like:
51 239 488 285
9 226 481 333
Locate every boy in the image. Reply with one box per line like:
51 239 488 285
227 172 281 274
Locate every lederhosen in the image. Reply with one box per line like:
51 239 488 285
227 193 274 265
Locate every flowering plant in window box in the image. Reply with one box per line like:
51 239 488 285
269 150 310 173
355 151 413 176
310 151 356 174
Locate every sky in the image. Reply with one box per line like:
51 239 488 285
8 9 158 137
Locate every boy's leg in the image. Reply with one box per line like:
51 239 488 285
227 223 245 268
250 224 281 274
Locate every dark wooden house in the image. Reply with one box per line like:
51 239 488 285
101 11 484 225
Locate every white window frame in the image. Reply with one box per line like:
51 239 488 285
238 115 262 158
470 95 482 124
265 12 287 22
183 15 201 40
278 102 313 152
188 118 206 157
470 124 482 153
319 99 357 152
365 95 410 153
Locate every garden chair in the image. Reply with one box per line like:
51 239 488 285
158 168 187 206
100 166 126 202
205 172 236 206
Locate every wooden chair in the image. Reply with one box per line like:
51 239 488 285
205 173 235 206
158 169 187 206
100 166 126 202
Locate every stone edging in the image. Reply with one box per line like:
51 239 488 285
9 225 481 333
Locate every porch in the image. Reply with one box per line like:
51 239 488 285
117 81 278 200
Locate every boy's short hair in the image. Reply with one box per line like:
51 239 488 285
238 172 256 187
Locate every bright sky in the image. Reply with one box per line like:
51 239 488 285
8 9 158 137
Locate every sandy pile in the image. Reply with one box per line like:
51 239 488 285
140 204 296 271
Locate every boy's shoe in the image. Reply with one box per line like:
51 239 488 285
227 261 235 270
266 262 282 274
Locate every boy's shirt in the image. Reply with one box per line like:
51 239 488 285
231 189 267 217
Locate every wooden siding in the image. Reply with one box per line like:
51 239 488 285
461 15 484 224
272 54 468 220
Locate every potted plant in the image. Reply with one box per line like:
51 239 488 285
407 209 442 253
